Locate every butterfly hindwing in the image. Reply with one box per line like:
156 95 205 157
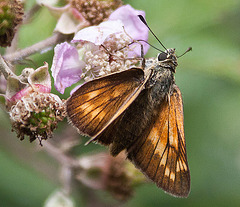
67 68 146 138
128 85 190 197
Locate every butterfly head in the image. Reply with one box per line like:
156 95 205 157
157 48 178 73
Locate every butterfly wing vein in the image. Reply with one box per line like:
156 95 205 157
67 68 146 138
128 86 190 197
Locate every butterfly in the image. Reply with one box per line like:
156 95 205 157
66 16 190 197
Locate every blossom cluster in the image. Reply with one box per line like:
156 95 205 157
51 4 149 94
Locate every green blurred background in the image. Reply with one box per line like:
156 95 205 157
1 0 240 206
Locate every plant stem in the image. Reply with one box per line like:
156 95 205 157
0 55 18 79
43 141 79 168
4 32 73 64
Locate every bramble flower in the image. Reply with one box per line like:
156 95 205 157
73 4 149 57
51 4 149 94
71 19 139 83
6 63 66 144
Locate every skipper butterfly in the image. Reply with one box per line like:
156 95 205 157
67 15 191 197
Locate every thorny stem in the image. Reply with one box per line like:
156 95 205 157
0 55 18 79
4 32 74 64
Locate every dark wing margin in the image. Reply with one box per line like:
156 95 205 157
127 85 190 197
66 68 146 139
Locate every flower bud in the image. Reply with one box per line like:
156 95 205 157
76 152 146 201
44 190 75 207
0 0 24 47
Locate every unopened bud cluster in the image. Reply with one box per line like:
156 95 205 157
0 0 24 47
76 152 146 201
71 0 122 25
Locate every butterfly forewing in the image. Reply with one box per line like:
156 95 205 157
128 85 190 197
67 68 146 137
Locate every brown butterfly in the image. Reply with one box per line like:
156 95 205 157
66 16 190 197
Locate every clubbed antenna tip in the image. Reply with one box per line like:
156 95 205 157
137 15 167 51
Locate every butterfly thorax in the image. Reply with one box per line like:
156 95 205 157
143 48 177 104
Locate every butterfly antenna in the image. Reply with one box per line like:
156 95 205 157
138 15 167 51
177 47 192 58
138 39 164 53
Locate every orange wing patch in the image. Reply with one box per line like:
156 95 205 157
67 68 146 138
128 85 190 197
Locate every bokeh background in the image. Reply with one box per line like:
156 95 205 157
0 0 240 206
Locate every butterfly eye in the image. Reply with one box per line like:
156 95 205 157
158 52 168 61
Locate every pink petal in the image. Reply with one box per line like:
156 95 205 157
72 20 124 45
51 42 85 94
9 84 50 103
109 4 149 56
